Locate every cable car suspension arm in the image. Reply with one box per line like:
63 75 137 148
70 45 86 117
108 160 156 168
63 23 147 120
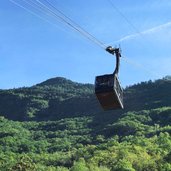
106 46 121 75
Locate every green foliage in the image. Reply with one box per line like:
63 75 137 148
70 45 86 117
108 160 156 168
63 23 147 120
70 158 89 171
11 155 36 171
0 77 171 170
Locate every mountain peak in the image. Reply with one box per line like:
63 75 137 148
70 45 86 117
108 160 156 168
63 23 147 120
35 77 75 87
163 75 171 81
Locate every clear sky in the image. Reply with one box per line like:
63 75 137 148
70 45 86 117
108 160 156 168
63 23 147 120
1 0 171 89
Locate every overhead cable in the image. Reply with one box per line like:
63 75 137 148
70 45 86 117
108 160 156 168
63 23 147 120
107 0 144 39
9 0 57 26
36 0 106 49
10 0 106 49
122 55 161 78
43 0 106 49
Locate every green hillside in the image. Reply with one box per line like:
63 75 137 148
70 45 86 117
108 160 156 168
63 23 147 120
0 77 96 121
0 77 171 170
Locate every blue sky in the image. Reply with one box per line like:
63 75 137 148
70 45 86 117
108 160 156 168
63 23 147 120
1 0 171 89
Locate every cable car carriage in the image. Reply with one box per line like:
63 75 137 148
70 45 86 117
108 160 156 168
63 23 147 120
95 46 124 110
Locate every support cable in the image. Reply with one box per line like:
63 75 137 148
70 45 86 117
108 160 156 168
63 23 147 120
122 55 161 78
43 0 106 49
10 0 106 49
9 0 59 26
107 0 144 39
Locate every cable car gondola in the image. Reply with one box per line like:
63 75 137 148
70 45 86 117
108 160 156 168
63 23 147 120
95 46 124 110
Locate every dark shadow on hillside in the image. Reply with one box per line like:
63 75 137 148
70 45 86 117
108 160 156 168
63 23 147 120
0 78 171 123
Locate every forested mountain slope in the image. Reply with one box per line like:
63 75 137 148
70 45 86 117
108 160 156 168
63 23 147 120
0 77 171 170
0 77 171 121
0 77 95 121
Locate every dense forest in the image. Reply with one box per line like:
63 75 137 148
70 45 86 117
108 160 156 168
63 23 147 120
0 76 171 170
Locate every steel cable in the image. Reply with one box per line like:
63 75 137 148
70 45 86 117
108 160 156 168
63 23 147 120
10 0 106 49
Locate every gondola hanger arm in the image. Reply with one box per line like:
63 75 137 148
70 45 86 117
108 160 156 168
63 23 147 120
106 46 121 75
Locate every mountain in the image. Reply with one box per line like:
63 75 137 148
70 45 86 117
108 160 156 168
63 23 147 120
0 77 171 121
0 77 96 121
1 77 171 170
